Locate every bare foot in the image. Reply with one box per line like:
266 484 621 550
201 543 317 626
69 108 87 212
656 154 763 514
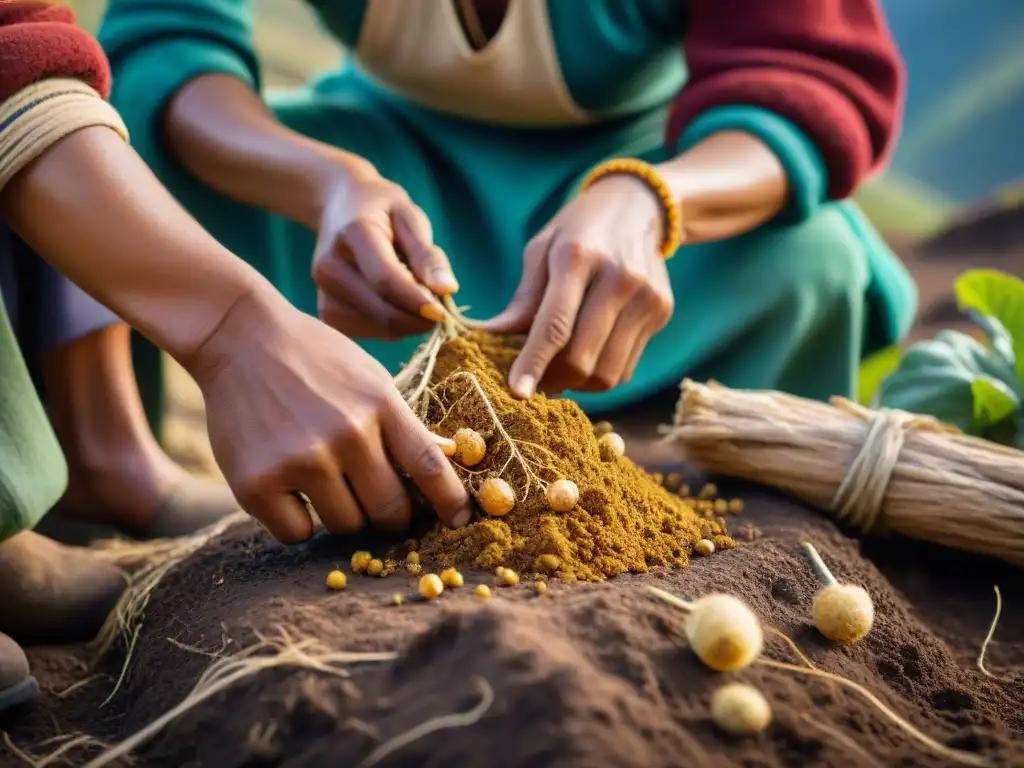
0 632 37 712
44 324 238 540
55 450 239 539
0 531 126 645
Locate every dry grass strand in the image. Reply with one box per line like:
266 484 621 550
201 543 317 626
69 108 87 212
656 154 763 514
976 585 1012 680
82 627 396 768
759 659 991 767
356 677 494 768
3 732 118 768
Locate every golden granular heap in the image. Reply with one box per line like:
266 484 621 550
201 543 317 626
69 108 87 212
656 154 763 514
408 331 734 582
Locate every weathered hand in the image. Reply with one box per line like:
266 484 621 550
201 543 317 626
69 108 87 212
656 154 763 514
485 174 675 397
186 289 472 543
312 160 458 340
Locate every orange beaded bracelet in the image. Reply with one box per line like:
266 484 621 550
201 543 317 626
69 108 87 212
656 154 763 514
578 158 683 259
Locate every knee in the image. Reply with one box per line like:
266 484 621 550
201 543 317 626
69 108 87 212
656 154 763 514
718 205 869 321
775 206 869 309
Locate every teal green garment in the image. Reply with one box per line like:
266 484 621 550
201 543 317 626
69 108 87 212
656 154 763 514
0 293 68 541
99 0 918 414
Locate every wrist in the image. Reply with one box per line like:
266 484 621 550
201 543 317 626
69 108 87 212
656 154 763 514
305 150 380 230
174 273 294 382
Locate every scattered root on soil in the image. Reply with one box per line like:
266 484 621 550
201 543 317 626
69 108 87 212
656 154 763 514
759 660 991 767
356 677 494 768
82 627 396 768
976 585 1012 681
92 512 250 690
2 731 115 768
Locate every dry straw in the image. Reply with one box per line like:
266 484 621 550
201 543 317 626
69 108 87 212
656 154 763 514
661 379 1024 568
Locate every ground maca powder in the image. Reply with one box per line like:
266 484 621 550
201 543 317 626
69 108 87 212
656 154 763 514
408 331 734 582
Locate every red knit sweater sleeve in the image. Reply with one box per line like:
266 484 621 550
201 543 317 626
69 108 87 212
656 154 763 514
667 0 905 199
0 1 111 103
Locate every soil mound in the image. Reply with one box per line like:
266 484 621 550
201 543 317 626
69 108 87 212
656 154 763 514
5 467 1022 768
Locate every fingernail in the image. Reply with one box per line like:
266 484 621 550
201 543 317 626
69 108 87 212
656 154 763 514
512 375 536 399
435 436 456 457
419 302 446 323
452 507 472 528
430 268 459 294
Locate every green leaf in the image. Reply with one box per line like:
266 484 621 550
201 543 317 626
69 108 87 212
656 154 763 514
857 344 902 406
954 269 1024 381
970 377 1019 430
879 329 1020 436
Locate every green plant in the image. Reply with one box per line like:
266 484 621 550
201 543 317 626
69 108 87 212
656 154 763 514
877 269 1024 449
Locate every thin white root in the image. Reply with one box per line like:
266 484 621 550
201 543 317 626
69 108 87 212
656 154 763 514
83 628 396 768
759 659 991 767
801 542 838 587
51 674 110 700
799 714 885 768
439 371 551 501
764 627 817 671
976 585 1010 680
356 677 494 768
2 732 116 768
93 511 249 672
647 586 694 612
394 297 470 418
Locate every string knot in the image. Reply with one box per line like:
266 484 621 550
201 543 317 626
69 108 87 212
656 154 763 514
830 406 916 534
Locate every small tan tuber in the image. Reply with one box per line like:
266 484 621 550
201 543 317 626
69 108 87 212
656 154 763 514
419 573 444 599
546 479 579 512
802 542 874 644
441 567 464 588
711 683 772 735
649 587 763 672
454 428 487 466
326 570 348 590
478 478 515 517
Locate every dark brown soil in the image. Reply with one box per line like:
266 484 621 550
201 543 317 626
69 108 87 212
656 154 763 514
897 202 1024 343
2 464 1021 768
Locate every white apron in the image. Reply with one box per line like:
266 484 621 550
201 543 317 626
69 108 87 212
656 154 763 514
354 0 592 126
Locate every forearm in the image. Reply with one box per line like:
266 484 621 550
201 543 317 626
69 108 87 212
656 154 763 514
0 125 278 364
656 131 790 244
165 74 368 230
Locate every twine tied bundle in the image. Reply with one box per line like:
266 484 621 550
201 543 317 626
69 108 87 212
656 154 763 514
661 379 1024 568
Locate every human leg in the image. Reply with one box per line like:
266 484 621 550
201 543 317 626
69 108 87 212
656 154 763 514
0 228 237 541
0 246 125 715
0 632 37 713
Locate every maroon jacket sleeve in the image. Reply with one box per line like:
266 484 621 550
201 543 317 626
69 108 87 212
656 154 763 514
667 0 905 199
0 1 111 103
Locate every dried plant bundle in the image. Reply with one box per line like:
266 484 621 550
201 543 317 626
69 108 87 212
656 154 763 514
661 379 1024 567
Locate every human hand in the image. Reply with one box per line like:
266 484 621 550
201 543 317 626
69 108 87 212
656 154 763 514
311 159 458 340
484 174 675 397
184 288 472 543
